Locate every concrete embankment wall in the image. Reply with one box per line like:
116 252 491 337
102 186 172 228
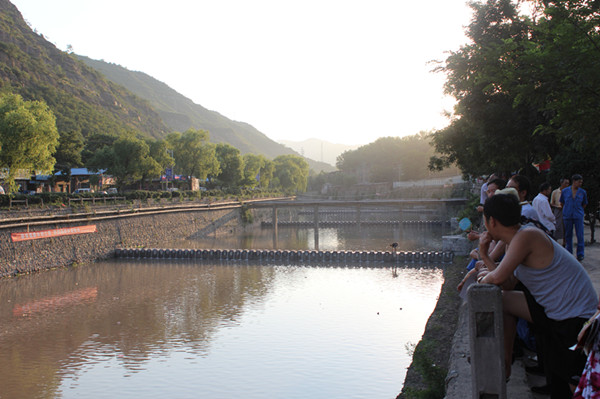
0 207 262 279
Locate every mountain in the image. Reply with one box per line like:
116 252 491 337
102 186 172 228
0 0 168 138
0 0 334 172
76 57 335 173
279 138 361 167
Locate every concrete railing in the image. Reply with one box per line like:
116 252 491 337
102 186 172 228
467 284 506 398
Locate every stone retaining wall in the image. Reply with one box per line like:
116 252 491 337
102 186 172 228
0 207 264 279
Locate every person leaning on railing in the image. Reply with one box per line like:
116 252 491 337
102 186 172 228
476 193 597 397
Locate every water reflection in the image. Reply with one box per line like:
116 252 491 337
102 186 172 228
0 262 276 398
178 224 449 251
0 260 443 399
12 287 98 318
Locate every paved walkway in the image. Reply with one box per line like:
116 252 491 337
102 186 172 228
445 226 600 398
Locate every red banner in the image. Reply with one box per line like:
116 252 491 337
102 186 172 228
11 225 97 242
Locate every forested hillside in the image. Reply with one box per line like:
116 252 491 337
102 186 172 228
0 0 333 173
336 133 460 182
77 56 306 160
0 0 168 141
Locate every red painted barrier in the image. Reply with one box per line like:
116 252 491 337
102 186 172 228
11 225 97 242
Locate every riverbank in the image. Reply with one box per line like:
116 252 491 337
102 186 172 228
0 201 269 278
397 259 464 398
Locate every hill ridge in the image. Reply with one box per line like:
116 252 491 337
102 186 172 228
0 0 333 172
77 56 334 172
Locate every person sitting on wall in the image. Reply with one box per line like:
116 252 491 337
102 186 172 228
467 178 507 242
476 173 499 214
476 193 597 397
458 183 508 293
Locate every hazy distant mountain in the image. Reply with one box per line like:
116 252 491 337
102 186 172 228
78 56 335 173
279 138 361 167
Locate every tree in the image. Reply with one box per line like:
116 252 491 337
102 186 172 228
241 153 265 187
258 158 275 189
520 0 600 149
337 133 459 183
147 138 173 174
272 154 309 192
337 137 401 183
88 134 161 189
53 125 85 190
429 0 554 177
213 143 244 187
429 0 600 236
55 127 84 168
82 132 118 165
431 0 600 175
166 129 219 181
142 138 173 189
0 93 59 192
241 153 275 188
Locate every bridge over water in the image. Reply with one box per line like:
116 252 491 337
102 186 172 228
246 197 468 249
110 198 467 264
0 196 468 277
247 197 467 226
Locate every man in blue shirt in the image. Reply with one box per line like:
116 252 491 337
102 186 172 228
560 174 588 261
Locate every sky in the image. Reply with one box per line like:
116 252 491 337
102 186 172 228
11 0 473 146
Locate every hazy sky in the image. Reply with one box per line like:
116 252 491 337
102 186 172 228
11 0 473 145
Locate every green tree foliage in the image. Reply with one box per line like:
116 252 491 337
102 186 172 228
430 0 600 216
0 93 59 192
147 138 174 173
54 126 84 169
240 154 275 188
53 126 84 188
81 132 119 164
429 0 553 177
259 158 275 189
520 0 600 149
213 143 244 187
337 133 460 183
272 154 309 192
88 133 162 188
166 129 219 181
241 153 265 187
0 1 168 141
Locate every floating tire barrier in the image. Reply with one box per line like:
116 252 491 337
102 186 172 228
114 247 454 264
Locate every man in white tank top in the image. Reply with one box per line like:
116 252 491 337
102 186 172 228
477 194 597 397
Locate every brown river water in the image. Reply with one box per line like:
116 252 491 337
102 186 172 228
0 224 447 399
